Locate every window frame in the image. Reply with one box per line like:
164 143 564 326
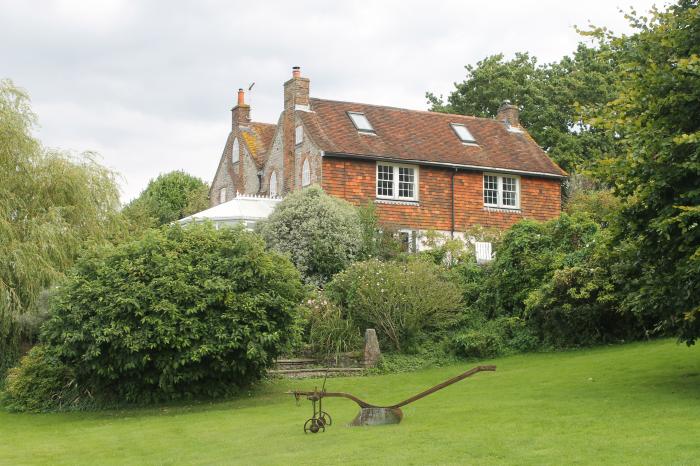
302 158 311 186
295 125 304 146
375 162 419 202
219 187 226 204
483 173 520 209
347 111 375 133
232 138 239 163
450 123 477 144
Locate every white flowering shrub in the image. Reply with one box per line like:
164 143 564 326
326 259 462 352
256 186 363 285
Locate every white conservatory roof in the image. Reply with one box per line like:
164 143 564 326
179 194 281 225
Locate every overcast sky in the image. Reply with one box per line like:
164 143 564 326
2 0 661 203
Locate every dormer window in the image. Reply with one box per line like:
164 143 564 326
232 138 239 163
348 112 374 133
295 125 304 145
450 123 476 144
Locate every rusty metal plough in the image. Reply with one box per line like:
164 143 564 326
288 365 496 432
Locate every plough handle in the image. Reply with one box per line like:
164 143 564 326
387 365 496 409
285 365 495 409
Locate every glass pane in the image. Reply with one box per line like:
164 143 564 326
349 112 374 131
502 177 517 206
377 164 393 197
398 166 415 199
484 175 498 205
451 124 475 142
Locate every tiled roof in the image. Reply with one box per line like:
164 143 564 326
240 122 276 168
298 98 566 177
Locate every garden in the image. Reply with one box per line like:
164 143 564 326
1 2 698 464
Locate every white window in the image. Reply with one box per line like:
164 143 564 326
302 159 311 186
483 174 520 209
376 163 418 201
269 172 278 197
219 187 226 204
232 138 239 163
451 123 476 144
348 112 374 132
295 125 303 145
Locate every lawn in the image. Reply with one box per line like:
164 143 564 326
1 339 698 465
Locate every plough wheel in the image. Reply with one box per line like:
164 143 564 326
303 418 325 434
319 411 332 426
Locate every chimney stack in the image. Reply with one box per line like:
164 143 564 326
232 88 251 128
282 66 310 193
496 100 519 127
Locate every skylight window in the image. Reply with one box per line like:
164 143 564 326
451 123 476 144
348 112 374 132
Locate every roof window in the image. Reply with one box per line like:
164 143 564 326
348 112 374 132
451 123 476 144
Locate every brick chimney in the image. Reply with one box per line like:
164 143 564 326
496 100 519 127
282 66 310 192
232 88 251 128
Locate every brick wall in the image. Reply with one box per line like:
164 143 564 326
321 157 561 231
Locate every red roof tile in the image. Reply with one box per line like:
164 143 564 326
299 98 566 178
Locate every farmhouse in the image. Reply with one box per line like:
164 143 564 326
208 66 566 249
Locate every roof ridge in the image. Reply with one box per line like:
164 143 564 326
309 97 494 121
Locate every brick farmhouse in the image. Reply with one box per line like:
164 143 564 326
209 67 567 250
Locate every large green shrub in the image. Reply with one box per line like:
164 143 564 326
2 345 94 412
471 212 646 347
256 186 363 285
305 294 363 360
9 224 304 408
326 259 462 352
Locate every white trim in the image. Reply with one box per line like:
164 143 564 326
219 187 226 204
483 172 520 209
375 161 419 202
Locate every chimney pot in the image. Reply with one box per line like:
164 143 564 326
292 66 301 78
237 88 245 106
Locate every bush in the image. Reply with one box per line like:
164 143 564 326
449 317 538 359
305 295 363 361
256 186 363 285
13 223 304 408
326 259 462 352
2 345 94 412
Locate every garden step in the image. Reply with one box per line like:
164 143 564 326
272 358 320 370
268 367 365 379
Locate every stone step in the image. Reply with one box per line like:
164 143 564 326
273 358 320 370
268 367 365 379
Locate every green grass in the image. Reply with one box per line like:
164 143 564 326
1 339 698 465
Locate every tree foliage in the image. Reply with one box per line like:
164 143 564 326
585 0 700 344
8 224 304 408
426 46 619 172
0 80 123 373
122 170 209 229
256 185 364 285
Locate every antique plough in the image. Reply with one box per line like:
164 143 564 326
287 365 496 433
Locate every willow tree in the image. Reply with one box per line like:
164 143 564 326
0 80 123 372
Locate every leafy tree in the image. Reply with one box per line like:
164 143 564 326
0 80 122 373
427 46 619 172
585 0 700 344
5 224 304 409
256 185 364 285
122 170 209 228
